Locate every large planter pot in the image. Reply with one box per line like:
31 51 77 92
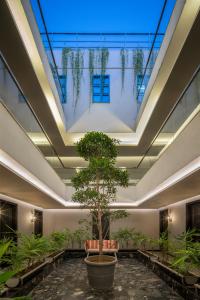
84 255 117 290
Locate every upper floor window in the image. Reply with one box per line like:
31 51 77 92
93 75 110 103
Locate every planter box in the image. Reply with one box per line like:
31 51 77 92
0 251 65 298
137 250 199 300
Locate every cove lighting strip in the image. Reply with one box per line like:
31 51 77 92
1 152 200 209
5 0 66 141
0 149 78 207
134 156 200 206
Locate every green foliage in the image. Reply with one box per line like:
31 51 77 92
112 228 134 248
100 48 109 76
176 228 200 244
133 49 144 77
89 49 95 104
76 131 119 161
72 228 91 247
155 231 171 262
171 242 200 275
62 47 71 76
0 240 17 289
72 131 129 255
12 234 50 269
120 48 128 90
133 232 149 250
170 229 200 274
109 210 129 222
70 50 84 109
50 229 71 251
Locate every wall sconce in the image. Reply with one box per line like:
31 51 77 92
31 210 37 223
167 210 173 223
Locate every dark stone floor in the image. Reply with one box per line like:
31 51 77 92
29 258 183 300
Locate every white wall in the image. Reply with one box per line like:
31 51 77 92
56 49 151 133
137 110 200 200
0 103 67 201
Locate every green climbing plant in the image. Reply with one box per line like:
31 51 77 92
133 49 144 78
70 50 84 110
120 48 128 91
62 48 71 76
88 49 95 104
100 48 109 76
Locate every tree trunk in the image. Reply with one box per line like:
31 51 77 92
98 205 103 255
96 172 103 256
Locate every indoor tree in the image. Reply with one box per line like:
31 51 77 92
71 132 129 257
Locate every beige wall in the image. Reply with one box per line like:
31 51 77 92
43 209 159 240
161 197 200 241
43 209 91 235
110 209 159 239
167 202 186 240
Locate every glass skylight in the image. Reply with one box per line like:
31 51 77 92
30 0 176 108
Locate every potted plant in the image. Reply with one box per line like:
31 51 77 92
170 229 200 285
112 228 134 249
72 132 129 290
171 243 199 285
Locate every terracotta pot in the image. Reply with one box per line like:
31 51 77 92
84 255 117 290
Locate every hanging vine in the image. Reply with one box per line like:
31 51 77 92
70 50 84 110
120 48 128 91
148 50 157 75
100 48 109 76
88 49 95 104
62 48 71 75
133 49 144 79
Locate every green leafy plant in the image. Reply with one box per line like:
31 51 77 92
0 240 16 290
171 242 200 275
100 48 109 76
72 131 129 256
133 49 144 78
112 228 134 248
120 48 128 90
50 229 71 252
155 231 170 262
88 49 95 104
11 234 50 270
72 228 91 248
62 47 71 75
70 50 84 109
133 231 149 250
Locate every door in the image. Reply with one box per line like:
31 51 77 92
186 201 200 241
160 209 168 237
0 199 17 241
34 210 43 236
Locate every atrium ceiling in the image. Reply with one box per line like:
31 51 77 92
0 0 200 209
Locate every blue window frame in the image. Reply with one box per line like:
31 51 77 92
93 75 110 103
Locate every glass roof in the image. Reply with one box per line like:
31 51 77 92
30 0 176 106
31 0 176 33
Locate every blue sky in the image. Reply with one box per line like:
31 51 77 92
31 0 176 33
